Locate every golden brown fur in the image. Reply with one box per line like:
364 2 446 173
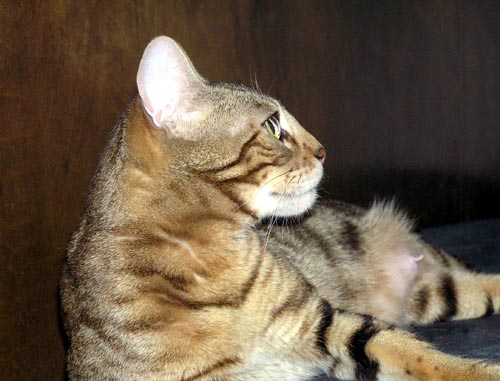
61 36 500 381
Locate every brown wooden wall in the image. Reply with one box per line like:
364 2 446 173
1 1 499 379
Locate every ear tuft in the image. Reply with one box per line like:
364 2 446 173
137 36 204 128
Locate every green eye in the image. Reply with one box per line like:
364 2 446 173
263 114 281 140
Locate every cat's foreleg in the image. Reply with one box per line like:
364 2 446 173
323 308 500 381
263 294 500 380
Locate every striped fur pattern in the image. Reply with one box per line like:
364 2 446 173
60 36 500 381
265 200 500 327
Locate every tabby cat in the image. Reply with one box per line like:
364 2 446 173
60 36 500 381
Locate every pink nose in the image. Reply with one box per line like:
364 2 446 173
314 146 326 165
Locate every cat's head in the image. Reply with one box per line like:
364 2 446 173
136 36 325 220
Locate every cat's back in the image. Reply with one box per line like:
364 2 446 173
259 201 362 306
261 199 366 262
263 199 414 315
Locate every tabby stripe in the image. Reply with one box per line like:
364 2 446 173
300 226 338 267
282 130 298 147
236 245 265 303
484 296 495 317
138 284 198 309
181 357 241 381
326 357 341 378
437 274 458 321
348 317 380 381
431 248 478 272
167 179 189 202
264 286 312 332
119 318 167 333
159 273 189 291
137 249 263 310
63 259 79 285
315 299 334 355
80 312 145 362
414 286 430 321
215 158 280 184
200 130 276 180
199 132 259 174
235 203 258 219
340 220 362 252
171 246 264 310
130 268 191 292
433 249 450 268
220 189 258 219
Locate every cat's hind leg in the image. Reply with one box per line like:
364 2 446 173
354 201 431 325
355 201 500 325
407 245 500 324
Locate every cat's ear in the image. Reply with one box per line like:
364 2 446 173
137 36 205 129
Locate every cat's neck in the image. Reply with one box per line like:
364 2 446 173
116 98 257 234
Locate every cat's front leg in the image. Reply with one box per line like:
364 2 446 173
258 255 500 380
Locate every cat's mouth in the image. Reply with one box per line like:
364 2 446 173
254 172 322 218
270 186 316 198
260 188 318 218
275 172 323 198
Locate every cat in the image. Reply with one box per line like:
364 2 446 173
60 36 500 381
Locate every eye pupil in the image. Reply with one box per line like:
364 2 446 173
265 120 275 134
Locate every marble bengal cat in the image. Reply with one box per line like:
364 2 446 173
60 36 500 381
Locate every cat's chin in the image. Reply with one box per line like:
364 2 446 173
254 188 318 219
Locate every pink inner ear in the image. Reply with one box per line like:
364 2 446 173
136 36 203 129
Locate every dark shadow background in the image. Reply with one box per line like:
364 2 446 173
0 1 499 379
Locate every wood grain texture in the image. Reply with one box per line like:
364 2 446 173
0 1 498 379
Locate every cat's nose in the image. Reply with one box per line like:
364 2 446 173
314 146 326 165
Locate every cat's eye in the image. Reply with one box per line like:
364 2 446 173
262 113 281 140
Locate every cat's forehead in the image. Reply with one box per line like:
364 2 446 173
205 82 279 115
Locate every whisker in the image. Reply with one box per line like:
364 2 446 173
263 209 276 253
254 72 262 94
263 169 294 187
233 169 294 213
259 171 300 249
267 75 279 95
263 192 286 254
249 65 255 90
262 174 295 252
318 184 332 195
248 66 263 95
